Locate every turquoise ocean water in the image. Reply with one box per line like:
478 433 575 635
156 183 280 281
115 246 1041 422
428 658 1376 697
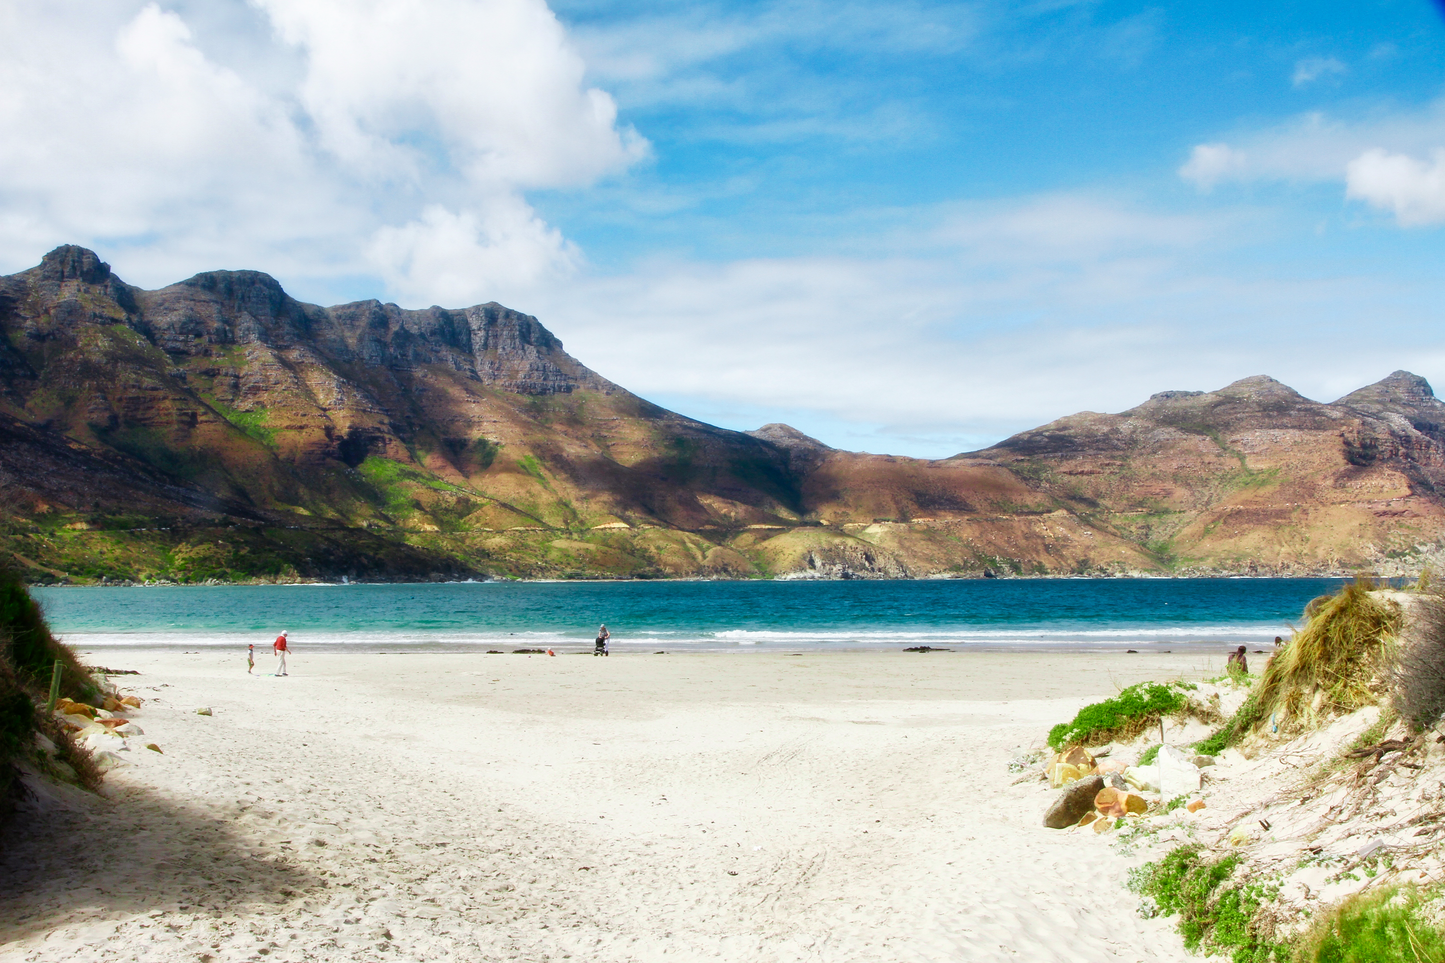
32 578 1352 652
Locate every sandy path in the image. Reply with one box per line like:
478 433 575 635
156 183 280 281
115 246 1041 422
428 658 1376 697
0 649 1222 962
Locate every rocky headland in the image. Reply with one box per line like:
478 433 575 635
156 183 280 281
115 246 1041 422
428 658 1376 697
2 246 1443 583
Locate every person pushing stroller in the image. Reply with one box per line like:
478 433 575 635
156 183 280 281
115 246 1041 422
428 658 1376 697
594 624 610 656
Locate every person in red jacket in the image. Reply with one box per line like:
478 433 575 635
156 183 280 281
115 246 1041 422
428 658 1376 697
274 631 290 676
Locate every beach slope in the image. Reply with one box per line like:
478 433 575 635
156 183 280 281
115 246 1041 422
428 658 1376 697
0 650 1217 962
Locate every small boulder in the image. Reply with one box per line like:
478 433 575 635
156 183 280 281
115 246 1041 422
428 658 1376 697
196 707 212 716
62 703 95 718
1186 799 1206 813
120 696 142 709
1049 762 1083 788
1124 765 1160 793
33 732 56 754
97 718 128 730
1061 746 1096 769
102 697 124 712
92 750 126 772
113 723 144 736
1044 774 1105 829
83 732 126 754
1094 787 1126 818
1093 815 1113 833
1192 755 1216 768
1124 793 1148 815
1077 812 1098 828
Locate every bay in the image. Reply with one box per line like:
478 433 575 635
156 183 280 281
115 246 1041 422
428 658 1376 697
33 577 1350 651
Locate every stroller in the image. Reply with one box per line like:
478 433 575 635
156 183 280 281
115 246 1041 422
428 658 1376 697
594 636 609 657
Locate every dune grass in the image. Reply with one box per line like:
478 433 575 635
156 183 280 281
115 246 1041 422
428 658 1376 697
1253 579 1399 732
0 566 103 818
1193 579 1399 754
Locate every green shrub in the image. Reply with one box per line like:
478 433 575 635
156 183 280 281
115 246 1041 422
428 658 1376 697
1047 681 1188 750
1293 885 1445 963
1140 743 1161 765
1129 845 1288 962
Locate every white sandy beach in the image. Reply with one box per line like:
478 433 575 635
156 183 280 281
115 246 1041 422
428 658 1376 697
0 649 1227 963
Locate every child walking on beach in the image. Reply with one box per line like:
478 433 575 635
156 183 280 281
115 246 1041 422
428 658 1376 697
274 631 290 676
247 644 254 674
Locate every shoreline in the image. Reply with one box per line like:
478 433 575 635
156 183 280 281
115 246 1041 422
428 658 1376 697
1 649 1221 962
29 572 1372 588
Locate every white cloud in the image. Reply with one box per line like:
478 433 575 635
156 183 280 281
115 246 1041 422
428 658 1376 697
0 0 642 301
1345 148 1445 226
528 195 1433 456
1178 143 1248 190
367 201 581 306
1177 101 1445 213
1292 56 1346 88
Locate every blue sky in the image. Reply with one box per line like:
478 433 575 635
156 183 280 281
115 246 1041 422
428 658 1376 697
2 0 1444 455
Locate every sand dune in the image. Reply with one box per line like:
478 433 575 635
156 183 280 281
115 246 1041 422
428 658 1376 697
0 649 1222 962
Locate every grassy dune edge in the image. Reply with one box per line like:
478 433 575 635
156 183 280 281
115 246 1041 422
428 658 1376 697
1032 578 1445 961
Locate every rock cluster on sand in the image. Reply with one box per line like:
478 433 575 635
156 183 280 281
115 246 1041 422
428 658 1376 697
51 690 150 773
1040 743 1205 833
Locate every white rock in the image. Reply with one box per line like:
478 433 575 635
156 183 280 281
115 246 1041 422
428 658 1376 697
1157 745 1203 794
1124 765 1160 793
1356 836 1404 859
113 723 144 737
95 708 114 720
83 732 126 754
92 750 126 771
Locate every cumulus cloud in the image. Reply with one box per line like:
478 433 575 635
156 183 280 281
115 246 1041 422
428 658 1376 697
0 0 643 301
1345 149 1445 226
1292 56 1346 88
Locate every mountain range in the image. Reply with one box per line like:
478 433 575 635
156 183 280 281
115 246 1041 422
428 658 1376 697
1 245 1441 583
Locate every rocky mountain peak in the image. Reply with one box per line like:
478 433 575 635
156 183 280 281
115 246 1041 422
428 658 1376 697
1336 370 1439 414
748 423 834 451
39 245 115 285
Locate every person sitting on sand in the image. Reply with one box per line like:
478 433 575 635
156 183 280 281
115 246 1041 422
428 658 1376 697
274 631 290 676
594 624 610 657
1226 644 1248 675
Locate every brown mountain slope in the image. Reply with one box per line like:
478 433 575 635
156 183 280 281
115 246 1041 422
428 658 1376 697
961 372 1445 574
0 246 1439 582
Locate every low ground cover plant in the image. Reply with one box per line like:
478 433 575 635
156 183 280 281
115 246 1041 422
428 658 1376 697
1128 845 1287 962
1047 681 1195 750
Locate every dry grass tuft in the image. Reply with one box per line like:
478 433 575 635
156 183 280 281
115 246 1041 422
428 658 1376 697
1391 594 1445 731
1253 578 1400 735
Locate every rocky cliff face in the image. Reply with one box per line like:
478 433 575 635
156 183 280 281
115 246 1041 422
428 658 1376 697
1 246 1442 583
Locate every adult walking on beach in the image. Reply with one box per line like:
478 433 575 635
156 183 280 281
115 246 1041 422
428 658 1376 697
274 631 290 676
594 624 610 656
